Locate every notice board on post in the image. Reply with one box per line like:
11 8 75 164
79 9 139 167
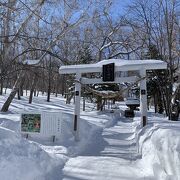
21 112 62 137
102 63 115 82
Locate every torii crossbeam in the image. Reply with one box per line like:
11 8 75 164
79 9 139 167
59 59 167 141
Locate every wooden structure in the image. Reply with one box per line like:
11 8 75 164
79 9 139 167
59 59 167 141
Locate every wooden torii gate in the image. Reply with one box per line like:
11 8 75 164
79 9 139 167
59 59 167 141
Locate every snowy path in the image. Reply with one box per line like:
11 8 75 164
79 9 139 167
62 116 143 180
1 91 180 180
100 119 138 159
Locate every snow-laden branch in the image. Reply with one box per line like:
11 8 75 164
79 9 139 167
100 41 124 51
109 45 143 59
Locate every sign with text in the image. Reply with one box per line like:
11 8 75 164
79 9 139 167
102 63 115 82
21 112 62 138
21 114 41 133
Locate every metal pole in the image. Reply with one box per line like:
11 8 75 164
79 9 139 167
140 69 147 127
74 72 81 141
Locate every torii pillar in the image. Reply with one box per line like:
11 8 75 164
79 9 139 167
74 72 81 141
140 69 147 127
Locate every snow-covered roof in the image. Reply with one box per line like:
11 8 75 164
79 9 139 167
23 59 40 65
59 59 167 74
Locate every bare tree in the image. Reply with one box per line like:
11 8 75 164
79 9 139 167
125 0 180 119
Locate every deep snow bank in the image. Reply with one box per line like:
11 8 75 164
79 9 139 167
138 124 180 180
0 127 65 180
62 111 120 156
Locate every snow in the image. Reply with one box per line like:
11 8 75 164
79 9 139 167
23 59 40 65
0 89 180 180
138 123 180 179
0 127 65 180
96 59 165 66
59 59 167 74
125 97 140 105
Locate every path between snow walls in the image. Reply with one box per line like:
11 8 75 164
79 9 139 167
1 92 180 180
62 111 144 180
62 111 180 180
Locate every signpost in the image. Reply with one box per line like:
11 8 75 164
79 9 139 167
21 112 62 142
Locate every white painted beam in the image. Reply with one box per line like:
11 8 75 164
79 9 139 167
81 76 138 84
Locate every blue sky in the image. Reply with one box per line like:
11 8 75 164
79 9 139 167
111 0 132 18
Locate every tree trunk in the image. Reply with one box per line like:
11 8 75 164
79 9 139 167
55 75 59 97
83 96 85 111
154 94 157 113
5 87 7 94
17 88 21 100
29 89 33 104
47 76 51 102
0 76 4 95
1 72 23 112
61 75 65 96
29 75 37 104
19 79 24 97
18 76 25 99
47 63 52 102
34 89 37 96
1 89 17 112
47 87 51 102
97 96 102 111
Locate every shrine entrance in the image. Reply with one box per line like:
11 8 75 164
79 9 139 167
59 59 167 141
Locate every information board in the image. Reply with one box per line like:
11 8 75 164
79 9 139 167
21 112 63 138
102 63 115 82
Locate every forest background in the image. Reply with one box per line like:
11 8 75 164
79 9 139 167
0 0 179 119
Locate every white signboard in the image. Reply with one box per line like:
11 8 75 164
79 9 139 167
21 112 62 138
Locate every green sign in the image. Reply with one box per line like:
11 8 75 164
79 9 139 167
21 114 41 133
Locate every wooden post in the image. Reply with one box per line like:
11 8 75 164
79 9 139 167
74 72 81 141
83 96 85 111
140 69 147 127
83 87 85 111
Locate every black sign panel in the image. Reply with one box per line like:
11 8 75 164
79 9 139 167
75 91 79 96
141 89 146 95
102 63 115 82
74 115 77 131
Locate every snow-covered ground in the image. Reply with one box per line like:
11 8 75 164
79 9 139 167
0 90 180 180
